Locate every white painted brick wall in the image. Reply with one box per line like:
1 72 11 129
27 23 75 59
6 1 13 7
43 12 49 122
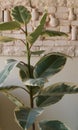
0 0 78 57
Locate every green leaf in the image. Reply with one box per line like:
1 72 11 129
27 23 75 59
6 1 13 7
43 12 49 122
28 12 47 46
36 94 63 107
39 120 70 130
7 59 34 81
0 85 22 91
31 50 45 55
33 52 67 78
0 21 20 31
14 107 43 130
41 82 78 95
3 91 24 107
0 36 18 43
24 78 47 96
40 12 47 26
41 30 68 37
36 82 78 107
0 58 33 88
31 86 41 96
17 61 30 80
0 60 19 86
24 78 47 87
18 62 34 81
11 5 31 24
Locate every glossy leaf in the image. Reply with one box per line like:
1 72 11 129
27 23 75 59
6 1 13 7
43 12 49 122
7 59 33 81
24 78 47 87
24 78 47 96
33 52 67 78
14 107 43 129
0 85 22 91
36 94 63 107
0 21 20 31
39 120 70 130
17 61 30 80
30 86 41 96
0 58 33 87
11 5 31 24
18 62 34 81
0 36 18 43
40 82 78 95
41 30 68 37
3 91 24 107
36 82 78 107
0 60 19 86
28 13 47 46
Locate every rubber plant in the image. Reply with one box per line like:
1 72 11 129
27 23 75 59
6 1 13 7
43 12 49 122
0 5 77 130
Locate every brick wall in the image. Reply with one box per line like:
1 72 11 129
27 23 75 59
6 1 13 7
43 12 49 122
0 0 78 57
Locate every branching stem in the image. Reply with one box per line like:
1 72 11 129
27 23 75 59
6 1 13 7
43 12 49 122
25 23 35 130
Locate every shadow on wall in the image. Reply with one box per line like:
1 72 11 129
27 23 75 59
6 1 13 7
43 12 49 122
0 57 78 130
0 93 21 130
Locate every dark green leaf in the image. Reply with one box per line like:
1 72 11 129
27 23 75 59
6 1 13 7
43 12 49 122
18 62 34 81
31 86 41 95
17 61 30 80
7 59 34 81
36 82 78 107
0 36 18 43
39 120 70 130
28 13 47 46
33 52 67 78
41 82 78 95
40 12 47 25
36 94 63 107
3 91 24 107
11 5 31 24
41 30 68 37
0 21 20 31
14 107 43 129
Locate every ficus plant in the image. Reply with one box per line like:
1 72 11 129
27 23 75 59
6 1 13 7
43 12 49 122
0 5 77 130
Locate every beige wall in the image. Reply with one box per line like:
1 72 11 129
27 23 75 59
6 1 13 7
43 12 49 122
0 0 78 57
0 56 78 130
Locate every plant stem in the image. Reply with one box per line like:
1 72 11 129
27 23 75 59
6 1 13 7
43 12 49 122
25 24 31 77
25 24 35 130
30 88 36 130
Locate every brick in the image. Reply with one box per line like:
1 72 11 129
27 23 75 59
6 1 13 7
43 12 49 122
14 46 26 56
0 1 78 57
2 45 14 56
53 40 70 46
46 26 60 31
71 20 78 26
33 40 43 46
56 12 68 20
42 40 55 46
48 6 56 13
60 25 70 33
67 0 78 7
46 46 75 56
58 0 67 6
74 8 78 14
57 7 68 13
60 20 71 25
